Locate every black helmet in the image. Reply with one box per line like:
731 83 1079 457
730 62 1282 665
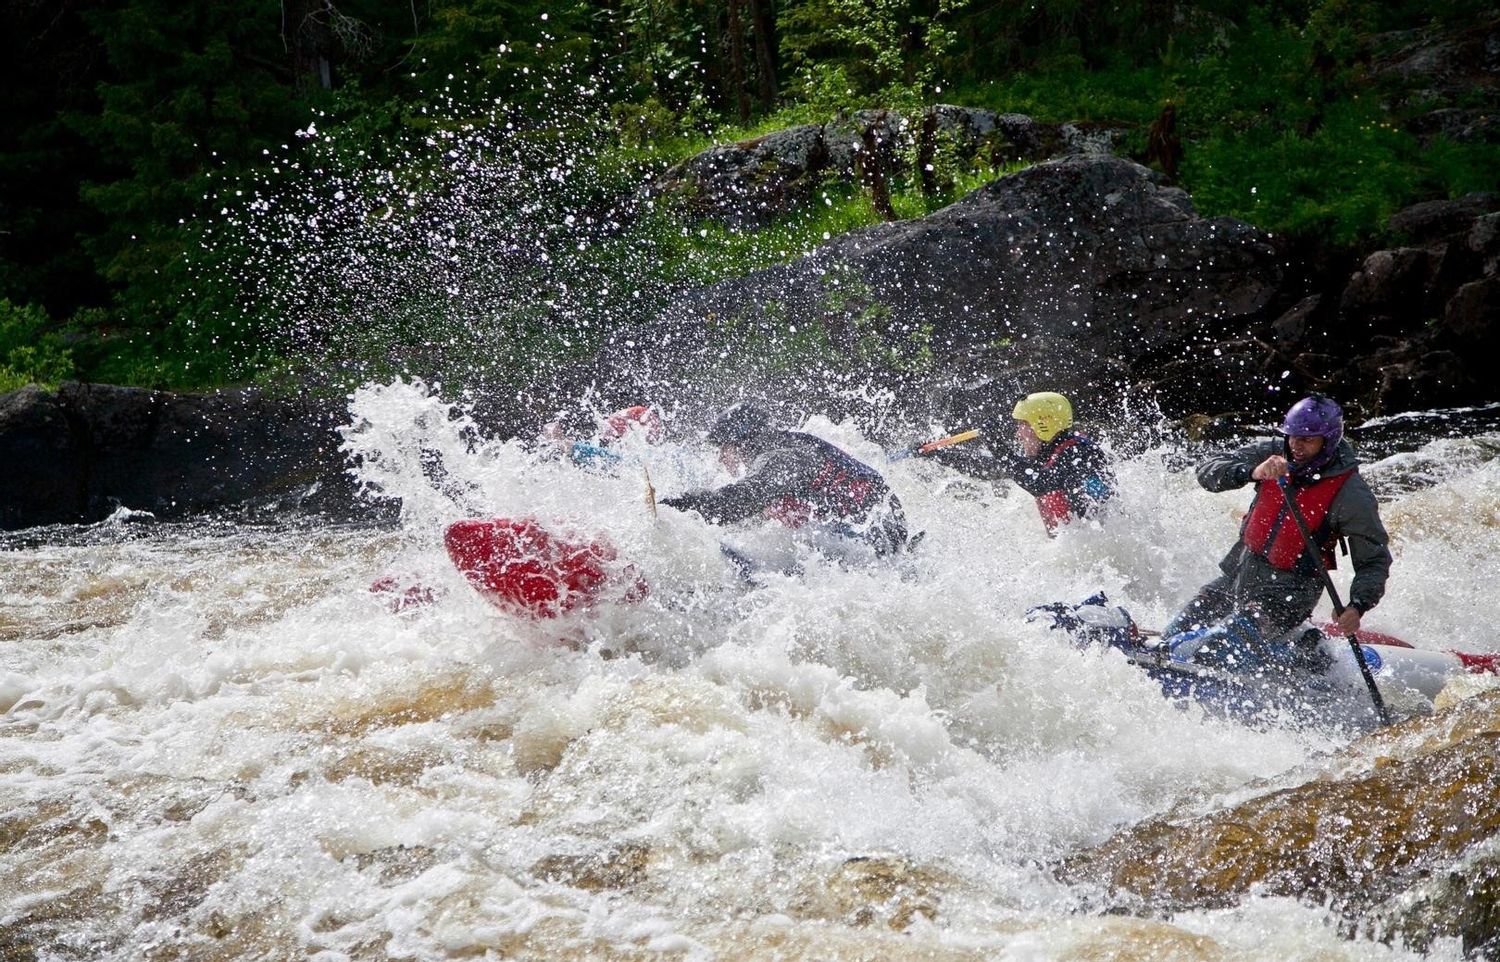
706 402 772 445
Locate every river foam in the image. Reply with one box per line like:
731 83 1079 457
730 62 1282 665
4 380 1494 960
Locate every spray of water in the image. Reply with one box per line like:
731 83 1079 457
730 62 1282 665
6 376 1500 958
10 32 1500 956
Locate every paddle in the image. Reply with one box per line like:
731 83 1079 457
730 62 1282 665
1277 476 1392 725
887 428 982 462
644 466 658 518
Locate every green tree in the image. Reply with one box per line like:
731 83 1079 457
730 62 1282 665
0 300 75 392
780 0 970 109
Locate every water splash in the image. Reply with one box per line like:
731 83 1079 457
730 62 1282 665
7 390 1496 958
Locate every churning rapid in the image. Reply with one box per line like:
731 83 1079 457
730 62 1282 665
3 381 1499 961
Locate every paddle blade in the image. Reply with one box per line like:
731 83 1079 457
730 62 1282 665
887 428 981 462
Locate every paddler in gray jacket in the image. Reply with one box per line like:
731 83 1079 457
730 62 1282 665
1162 395 1392 671
660 402 910 563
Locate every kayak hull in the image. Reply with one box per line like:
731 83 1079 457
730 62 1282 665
1032 595 1498 729
445 518 647 618
1132 637 1477 729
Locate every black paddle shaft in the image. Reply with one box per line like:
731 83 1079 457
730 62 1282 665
1277 476 1393 726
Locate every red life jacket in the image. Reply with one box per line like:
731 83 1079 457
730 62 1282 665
1034 437 1082 536
763 454 877 529
766 495 812 528
1241 471 1352 570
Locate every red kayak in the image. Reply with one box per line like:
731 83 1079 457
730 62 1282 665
444 518 647 618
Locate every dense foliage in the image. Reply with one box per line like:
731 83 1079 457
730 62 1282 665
1 0 1495 391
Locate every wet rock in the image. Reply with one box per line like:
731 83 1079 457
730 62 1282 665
0 381 365 531
346 844 439 883
1059 690 1500 944
1471 213 1500 276
1267 294 1321 349
792 855 946 931
1376 846 1500 958
650 107 1130 227
652 123 837 227
990 111 1065 161
531 842 652 891
0 384 83 530
1148 338 1283 414
1388 193 1500 244
589 154 1280 423
1060 120 1127 155
1295 194 1500 413
1441 277 1500 346
1365 349 1483 414
1338 247 1440 331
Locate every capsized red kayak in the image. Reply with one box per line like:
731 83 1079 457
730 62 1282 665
444 517 647 618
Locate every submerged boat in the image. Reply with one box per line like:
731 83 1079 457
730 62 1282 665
1029 594 1500 730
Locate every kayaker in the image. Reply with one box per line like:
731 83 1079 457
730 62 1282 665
1161 394 1392 672
541 404 664 470
601 404 665 446
659 401 910 561
919 391 1115 536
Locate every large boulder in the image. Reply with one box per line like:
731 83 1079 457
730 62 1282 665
1338 247 1445 337
571 154 1281 424
1388 193 1500 243
651 122 843 226
0 382 359 531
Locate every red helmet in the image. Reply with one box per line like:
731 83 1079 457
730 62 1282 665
601 405 664 445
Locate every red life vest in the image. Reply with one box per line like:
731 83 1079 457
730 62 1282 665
763 455 876 529
1034 437 1082 536
1241 471 1352 570
765 495 812 528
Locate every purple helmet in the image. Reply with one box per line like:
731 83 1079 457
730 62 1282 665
1280 395 1343 474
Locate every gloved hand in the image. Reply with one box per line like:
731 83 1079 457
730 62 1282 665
659 494 696 512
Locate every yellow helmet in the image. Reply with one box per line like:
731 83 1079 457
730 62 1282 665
1013 391 1074 442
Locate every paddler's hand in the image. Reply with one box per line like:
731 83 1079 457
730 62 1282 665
659 495 695 512
1335 606 1363 635
1251 454 1289 481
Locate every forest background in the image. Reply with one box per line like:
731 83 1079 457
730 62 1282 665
2 0 1496 396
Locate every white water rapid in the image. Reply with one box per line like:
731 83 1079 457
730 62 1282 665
4 381 1498 961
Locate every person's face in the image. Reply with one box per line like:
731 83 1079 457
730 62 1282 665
719 442 744 475
1287 434 1325 464
1014 419 1042 457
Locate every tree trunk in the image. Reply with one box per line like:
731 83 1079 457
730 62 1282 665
858 115 897 221
283 0 322 93
1144 102 1182 181
726 0 751 124
748 0 778 106
916 107 939 197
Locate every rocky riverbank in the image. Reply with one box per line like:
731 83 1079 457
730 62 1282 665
0 382 361 530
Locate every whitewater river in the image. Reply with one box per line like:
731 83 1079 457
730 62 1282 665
4 383 1499 961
